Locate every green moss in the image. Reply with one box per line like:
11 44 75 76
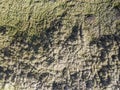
0 0 119 49
0 0 68 47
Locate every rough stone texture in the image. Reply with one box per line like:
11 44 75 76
0 0 120 90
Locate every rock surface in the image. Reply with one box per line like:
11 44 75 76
0 0 120 90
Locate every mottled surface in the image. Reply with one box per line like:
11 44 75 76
0 0 120 90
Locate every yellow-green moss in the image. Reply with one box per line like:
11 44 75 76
0 0 119 49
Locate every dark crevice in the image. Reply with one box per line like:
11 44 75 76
118 47 120 60
0 26 7 35
86 80 94 88
39 72 49 81
79 24 83 39
69 25 79 41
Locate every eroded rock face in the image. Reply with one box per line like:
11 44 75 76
0 0 120 90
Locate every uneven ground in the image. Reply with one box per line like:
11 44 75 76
0 0 120 90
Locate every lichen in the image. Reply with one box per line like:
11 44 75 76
0 0 120 90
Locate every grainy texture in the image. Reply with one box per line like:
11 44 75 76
0 0 120 90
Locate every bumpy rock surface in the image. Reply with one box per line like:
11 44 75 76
0 0 120 90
